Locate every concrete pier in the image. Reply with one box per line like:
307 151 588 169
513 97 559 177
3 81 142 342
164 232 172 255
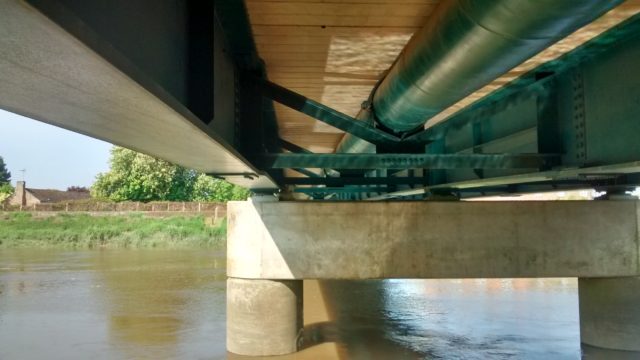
226 278 303 356
227 200 640 355
228 200 640 279
579 277 640 352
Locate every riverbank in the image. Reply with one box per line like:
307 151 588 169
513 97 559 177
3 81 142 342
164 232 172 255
0 212 226 249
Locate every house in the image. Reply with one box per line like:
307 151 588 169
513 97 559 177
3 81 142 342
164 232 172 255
8 181 91 206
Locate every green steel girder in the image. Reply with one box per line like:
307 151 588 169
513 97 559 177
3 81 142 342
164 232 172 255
260 80 430 147
367 173 640 201
213 1 640 198
373 161 640 201
421 15 640 144
292 177 634 199
282 177 428 186
258 153 556 170
260 13 640 199
290 168 322 178
294 187 390 195
409 13 640 195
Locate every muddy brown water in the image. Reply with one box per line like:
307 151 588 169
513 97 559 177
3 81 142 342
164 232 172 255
0 249 624 359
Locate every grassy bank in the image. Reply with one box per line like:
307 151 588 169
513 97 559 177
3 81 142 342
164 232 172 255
0 212 226 249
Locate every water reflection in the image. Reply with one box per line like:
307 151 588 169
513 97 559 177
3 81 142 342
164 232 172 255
1 250 631 359
94 250 227 359
319 280 427 359
377 279 579 359
95 253 188 357
0 249 227 359
239 279 581 359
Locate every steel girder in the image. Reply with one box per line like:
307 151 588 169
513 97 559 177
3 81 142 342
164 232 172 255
255 14 640 199
419 14 640 191
259 153 555 170
260 80 430 148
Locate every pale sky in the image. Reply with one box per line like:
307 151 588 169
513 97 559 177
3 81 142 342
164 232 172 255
0 109 111 190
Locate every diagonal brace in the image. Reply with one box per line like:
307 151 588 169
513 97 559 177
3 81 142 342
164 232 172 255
260 80 404 147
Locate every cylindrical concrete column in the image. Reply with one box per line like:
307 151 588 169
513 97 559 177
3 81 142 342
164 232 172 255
227 278 303 356
579 277 640 351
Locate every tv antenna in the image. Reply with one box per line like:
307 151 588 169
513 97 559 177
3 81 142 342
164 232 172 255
19 169 26 182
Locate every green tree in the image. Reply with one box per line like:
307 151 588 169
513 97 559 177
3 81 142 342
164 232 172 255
192 173 250 202
0 156 13 203
0 156 10 185
92 147 249 202
0 183 12 203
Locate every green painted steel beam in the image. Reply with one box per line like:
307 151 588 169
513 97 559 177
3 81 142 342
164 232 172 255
294 187 389 195
363 179 627 201
290 168 322 178
258 153 556 170
368 162 640 200
282 177 427 186
277 11 640 197
261 80 422 147
411 14 640 194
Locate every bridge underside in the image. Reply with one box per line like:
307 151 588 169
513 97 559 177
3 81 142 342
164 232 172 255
4 1 640 357
1 0 640 200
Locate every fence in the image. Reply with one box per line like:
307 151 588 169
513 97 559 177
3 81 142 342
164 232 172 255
1 201 226 217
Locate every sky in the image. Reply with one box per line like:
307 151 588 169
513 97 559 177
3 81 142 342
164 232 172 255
0 109 112 190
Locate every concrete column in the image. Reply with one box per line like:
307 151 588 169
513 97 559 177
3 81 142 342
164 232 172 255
578 277 640 352
227 278 303 356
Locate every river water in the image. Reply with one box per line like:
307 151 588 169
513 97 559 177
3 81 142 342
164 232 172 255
0 249 623 359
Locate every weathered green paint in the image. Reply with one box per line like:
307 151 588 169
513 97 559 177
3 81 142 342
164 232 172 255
21 0 640 198
261 81 409 147
259 153 554 170
423 14 640 189
372 0 623 132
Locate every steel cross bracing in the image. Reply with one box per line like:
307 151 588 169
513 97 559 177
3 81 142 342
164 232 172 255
228 11 640 200
259 80 432 148
8 0 638 198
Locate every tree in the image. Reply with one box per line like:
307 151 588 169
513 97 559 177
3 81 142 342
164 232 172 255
0 183 12 203
192 173 250 202
0 156 10 185
92 147 249 202
0 156 12 203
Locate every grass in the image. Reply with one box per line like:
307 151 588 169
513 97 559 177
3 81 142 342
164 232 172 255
0 212 226 249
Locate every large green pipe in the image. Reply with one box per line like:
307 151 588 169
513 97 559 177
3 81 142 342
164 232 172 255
336 109 376 154
338 0 622 153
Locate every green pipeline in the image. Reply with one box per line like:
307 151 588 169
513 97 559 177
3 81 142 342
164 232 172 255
339 0 623 153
